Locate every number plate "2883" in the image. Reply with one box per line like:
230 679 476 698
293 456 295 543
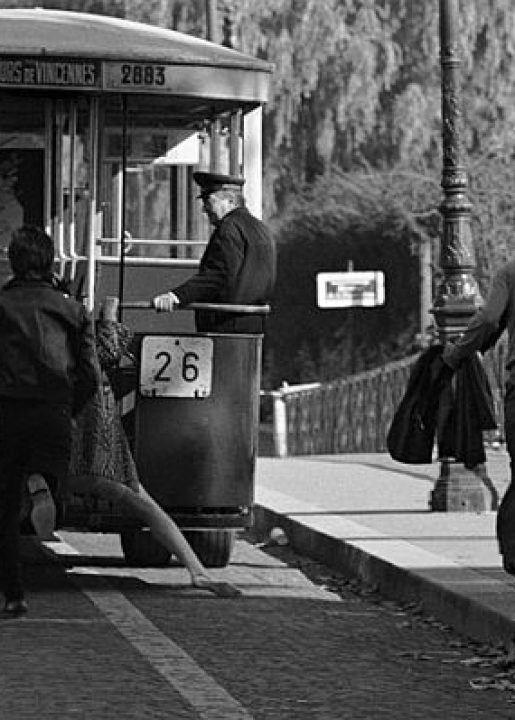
140 336 214 398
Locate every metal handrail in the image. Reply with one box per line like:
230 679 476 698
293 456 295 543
100 237 207 246
121 300 271 314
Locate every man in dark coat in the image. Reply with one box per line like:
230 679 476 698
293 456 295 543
441 257 515 572
152 171 276 334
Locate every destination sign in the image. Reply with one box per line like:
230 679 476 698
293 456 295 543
0 58 100 88
0 56 268 101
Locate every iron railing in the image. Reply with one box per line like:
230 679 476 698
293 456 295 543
262 340 506 457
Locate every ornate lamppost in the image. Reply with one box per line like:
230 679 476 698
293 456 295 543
430 0 492 511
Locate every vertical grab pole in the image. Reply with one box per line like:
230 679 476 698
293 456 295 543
68 101 77 269
44 100 53 237
118 95 128 323
55 101 65 274
229 110 241 175
86 96 99 312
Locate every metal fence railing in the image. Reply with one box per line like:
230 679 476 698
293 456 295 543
261 341 507 457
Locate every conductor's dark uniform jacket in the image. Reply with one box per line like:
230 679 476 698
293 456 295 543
172 206 276 334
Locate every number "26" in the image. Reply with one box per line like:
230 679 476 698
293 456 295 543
154 351 199 383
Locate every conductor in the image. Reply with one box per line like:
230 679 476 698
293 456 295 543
152 171 276 334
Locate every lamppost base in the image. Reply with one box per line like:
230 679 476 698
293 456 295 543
429 459 498 512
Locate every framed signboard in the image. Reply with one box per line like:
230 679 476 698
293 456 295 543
316 271 385 308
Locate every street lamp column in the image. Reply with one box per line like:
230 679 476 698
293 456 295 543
430 0 492 511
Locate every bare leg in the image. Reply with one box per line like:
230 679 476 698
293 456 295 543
69 475 241 597
27 473 56 540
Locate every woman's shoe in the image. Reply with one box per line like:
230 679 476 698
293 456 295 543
3 599 28 617
27 474 56 540
192 575 242 598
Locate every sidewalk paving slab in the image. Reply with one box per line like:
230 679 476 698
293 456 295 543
254 449 515 648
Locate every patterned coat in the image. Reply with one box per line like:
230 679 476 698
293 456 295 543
68 320 139 490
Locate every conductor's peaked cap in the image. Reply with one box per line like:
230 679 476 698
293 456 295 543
193 171 245 198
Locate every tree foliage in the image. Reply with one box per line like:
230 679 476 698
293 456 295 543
232 1 515 226
234 1 442 215
233 1 515 382
263 165 440 386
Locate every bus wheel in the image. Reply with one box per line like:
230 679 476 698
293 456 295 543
183 529 236 568
120 529 171 567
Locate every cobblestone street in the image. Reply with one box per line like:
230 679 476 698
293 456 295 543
1 531 515 719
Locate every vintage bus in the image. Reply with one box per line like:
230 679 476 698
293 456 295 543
0 8 273 566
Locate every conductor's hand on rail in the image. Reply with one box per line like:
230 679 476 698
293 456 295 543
152 292 180 313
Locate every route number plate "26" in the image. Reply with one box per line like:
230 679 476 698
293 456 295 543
140 336 214 398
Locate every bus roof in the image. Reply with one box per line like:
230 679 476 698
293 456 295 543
0 8 273 102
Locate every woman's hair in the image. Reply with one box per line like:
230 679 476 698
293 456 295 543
8 225 55 279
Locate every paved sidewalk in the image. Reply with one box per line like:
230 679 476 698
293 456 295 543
254 448 515 648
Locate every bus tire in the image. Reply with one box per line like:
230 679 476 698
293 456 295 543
120 528 171 567
183 529 236 568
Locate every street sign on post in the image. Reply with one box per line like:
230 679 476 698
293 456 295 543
316 271 385 309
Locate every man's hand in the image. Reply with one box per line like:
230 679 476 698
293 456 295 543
152 292 180 313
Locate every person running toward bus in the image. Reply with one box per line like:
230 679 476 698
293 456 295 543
152 171 276 332
0 225 100 617
67 296 242 599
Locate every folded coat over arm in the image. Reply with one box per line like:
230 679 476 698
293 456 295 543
387 344 496 468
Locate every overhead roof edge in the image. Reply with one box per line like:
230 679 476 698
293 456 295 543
0 9 274 74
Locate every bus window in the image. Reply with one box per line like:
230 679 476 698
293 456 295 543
0 95 45 256
98 97 239 264
58 98 93 262
100 115 212 261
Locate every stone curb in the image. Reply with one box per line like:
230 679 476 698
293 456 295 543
253 503 515 648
